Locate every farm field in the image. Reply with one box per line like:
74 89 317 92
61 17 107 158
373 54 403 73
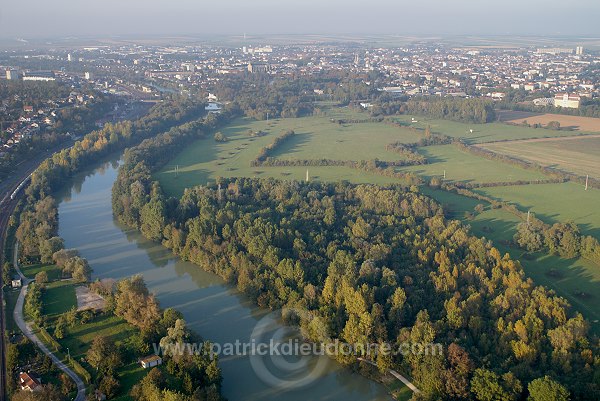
392 115 595 143
423 187 600 334
475 182 600 239
480 135 600 179
497 109 600 132
397 144 548 183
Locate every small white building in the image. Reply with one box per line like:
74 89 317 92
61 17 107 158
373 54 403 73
140 355 162 369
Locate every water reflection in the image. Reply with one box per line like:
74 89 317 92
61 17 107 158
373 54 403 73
56 156 392 401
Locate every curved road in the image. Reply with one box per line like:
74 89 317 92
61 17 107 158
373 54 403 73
12 244 86 401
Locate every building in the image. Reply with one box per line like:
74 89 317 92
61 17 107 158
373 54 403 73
19 372 41 392
140 355 162 369
554 93 581 109
533 97 554 106
576 46 584 55
22 71 55 82
248 63 270 73
11 277 22 288
6 69 20 80
67 53 72 62
536 48 573 55
84 72 92 80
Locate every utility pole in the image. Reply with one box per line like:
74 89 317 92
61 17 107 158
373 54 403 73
306 169 309 182
585 175 589 190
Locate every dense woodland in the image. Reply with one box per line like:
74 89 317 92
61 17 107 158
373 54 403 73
112 119 599 400
371 97 496 124
214 72 379 120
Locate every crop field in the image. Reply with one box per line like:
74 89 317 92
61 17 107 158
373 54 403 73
392 115 595 143
497 110 600 132
397 144 548 183
479 135 600 179
476 182 600 238
423 187 600 334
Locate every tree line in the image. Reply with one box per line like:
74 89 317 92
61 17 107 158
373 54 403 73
371 97 496 124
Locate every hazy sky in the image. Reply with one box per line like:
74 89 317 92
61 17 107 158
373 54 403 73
1 0 599 38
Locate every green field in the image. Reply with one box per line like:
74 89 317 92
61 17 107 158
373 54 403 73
476 182 600 239
393 115 596 144
423 187 600 333
156 114 550 197
155 115 412 197
42 280 77 317
480 136 600 179
398 144 547 183
21 263 62 281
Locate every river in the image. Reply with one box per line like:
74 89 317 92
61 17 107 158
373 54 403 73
56 156 392 401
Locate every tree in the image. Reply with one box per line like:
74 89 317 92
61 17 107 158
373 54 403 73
2 262 12 286
470 368 520 401
39 237 64 264
115 275 161 334
527 376 569 401
213 132 228 142
514 222 544 252
35 271 48 285
62 256 92 282
98 374 121 399
87 336 122 374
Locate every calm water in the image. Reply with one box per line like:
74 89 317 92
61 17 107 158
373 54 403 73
56 157 391 401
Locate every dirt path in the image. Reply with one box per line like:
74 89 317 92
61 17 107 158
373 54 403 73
357 357 421 394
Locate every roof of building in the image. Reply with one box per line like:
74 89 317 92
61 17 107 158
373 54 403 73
19 372 41 390
140 355 162 363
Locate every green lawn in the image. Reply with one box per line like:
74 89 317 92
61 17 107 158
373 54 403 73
423 187 600 334
393 115 596 144
42 280 77 317
398 144 547 184
55 313 145 400
4 288 21 332
475 182 600 239
21 263 62 281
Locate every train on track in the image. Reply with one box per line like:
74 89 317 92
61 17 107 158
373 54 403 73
10 173 32 200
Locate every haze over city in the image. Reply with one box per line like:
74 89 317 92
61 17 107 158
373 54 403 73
2 0 600 38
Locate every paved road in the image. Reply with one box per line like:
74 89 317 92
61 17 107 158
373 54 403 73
12 243 86 401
